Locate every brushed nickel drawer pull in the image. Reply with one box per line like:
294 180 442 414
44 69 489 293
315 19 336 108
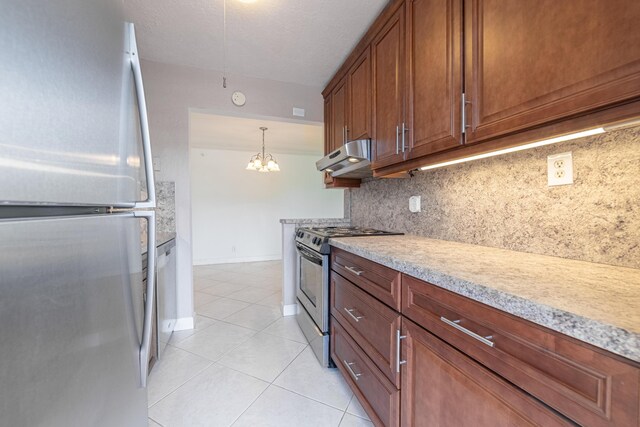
344 307 364 322
344 266 364 276
440 316 495 348
344 360 362 381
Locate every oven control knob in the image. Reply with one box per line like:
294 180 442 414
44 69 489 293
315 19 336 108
313 237 320 245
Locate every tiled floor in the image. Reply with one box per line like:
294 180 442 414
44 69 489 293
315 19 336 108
147 260 373 427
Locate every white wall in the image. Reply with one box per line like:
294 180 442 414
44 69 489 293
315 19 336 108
141 59 325 328
191 149 344 264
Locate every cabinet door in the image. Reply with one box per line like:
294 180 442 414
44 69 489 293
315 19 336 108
400 319 572 427
324 95 333 155
331 78 348 151
348 47 372 141
371 3 406 169
406 0 463 159
464 0 640 144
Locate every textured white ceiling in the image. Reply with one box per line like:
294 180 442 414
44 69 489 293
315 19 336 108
190 112 324 155
124 0 388 87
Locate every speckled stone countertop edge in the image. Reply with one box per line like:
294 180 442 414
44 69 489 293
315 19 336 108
280 218 351 225
329 239 640 363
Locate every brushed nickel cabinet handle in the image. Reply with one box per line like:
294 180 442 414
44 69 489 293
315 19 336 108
343 360 362 381
344 266 364 276
396 125 400 154
396 329 407 372
401 122 409 152
344 307 364 322
440 316 495 347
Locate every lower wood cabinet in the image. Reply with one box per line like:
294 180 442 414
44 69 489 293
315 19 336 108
400 318 572 427
330 250 640 427
332 319 400 427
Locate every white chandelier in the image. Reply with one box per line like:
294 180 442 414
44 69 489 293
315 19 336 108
246 127 280 172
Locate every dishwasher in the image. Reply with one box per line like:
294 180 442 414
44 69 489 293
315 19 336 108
156 238 177 355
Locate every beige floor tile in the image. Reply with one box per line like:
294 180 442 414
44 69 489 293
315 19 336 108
222 304 282 331
231 385 343 427
261 316 306 343
172 321 255 362
346 394 370 421
196 298 250 320
218 332 306 382
148 364 268 427
193 276 221 291
225 286 279 304
274 346 353 410
198 282 249 297
169 315 216 344
339 413 374 427
194 291 219 308
254 292 282 308
147 346 213 407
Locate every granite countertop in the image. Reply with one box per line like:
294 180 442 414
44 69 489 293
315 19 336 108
329 235 640 363
280 218 351 225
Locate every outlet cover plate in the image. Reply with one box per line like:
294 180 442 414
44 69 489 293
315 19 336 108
547 152 573 186
409 196 421 213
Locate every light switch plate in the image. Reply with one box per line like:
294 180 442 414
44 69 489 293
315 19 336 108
152 156 161 172
409 196 421 213
293 107 305 117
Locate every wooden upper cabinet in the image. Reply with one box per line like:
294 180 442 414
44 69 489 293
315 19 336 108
464 0 640 144
406 0 464 159
331 78 348 152
347 47 372 141
371 3 406 169
323 96 332 155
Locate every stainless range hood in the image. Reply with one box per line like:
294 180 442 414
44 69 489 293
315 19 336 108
316 139 371 179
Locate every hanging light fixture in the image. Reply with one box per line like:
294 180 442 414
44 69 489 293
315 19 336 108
246 127 280 172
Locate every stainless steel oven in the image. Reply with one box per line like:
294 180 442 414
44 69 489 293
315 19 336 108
294 226 403 367
295 242 331 366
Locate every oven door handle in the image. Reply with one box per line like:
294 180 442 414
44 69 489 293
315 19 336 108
296 244 323 266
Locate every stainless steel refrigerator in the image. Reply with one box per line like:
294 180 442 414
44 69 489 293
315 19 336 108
0 1 156 425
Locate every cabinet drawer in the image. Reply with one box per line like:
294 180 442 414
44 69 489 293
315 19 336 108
331 271 401 386
331 319 400 427
401 318 572 427
331 248 401 310
402 274 640 427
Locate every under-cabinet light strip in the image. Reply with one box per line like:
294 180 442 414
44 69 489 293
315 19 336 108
419 128 606 171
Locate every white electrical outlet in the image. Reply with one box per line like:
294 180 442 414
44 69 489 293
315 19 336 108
409 196 421 213
547 152 573 186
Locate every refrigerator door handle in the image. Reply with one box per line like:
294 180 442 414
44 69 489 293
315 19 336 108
128 23 156 210
135 210 156 387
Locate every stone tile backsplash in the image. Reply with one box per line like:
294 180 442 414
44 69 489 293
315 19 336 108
349 126 640 269
156 181 176 233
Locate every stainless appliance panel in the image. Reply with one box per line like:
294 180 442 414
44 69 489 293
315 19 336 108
157 240 177 355
296 244 329 333
296 303 331 367
0 214 148 426
315 139 371 179
0 1 152 207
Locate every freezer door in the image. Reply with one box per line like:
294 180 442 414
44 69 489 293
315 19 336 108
0 214 148 427
0 1 154 207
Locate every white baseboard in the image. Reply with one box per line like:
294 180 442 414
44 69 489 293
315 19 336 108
174 316 195 331
282 303 298 317
194 254 282 266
